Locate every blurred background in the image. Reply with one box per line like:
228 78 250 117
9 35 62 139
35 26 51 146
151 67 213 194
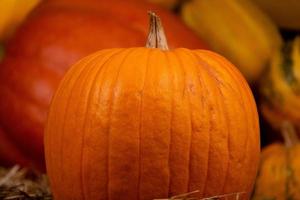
0 0 299 199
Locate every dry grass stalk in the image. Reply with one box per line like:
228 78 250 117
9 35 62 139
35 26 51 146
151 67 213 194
154 191 246 200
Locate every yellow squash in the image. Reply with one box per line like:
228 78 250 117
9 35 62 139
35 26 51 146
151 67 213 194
181 0 282 82
0 0 40 41
253 0 300 30
253 122 300 200
261 36 300 133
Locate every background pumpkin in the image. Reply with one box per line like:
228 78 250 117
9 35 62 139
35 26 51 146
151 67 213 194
0 127 32 167
0 45 4 61
260 36 300 133
144 0 180 9
45 12 260 200
0 0 206 170
252 122 300 200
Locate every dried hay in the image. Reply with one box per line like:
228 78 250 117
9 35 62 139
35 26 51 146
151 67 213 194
0 166 246 200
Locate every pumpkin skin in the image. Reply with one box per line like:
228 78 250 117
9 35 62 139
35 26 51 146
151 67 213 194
45 14 260 199
0 0 206 170
260 36 300 133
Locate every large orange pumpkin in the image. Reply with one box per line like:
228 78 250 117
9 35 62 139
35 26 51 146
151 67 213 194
0 0 206 170
45 12 260 200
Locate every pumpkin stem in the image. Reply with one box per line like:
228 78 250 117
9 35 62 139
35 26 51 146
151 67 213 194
146 11 169 50
281 121 299 148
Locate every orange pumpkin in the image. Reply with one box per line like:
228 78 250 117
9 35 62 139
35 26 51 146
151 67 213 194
252 122 300 200
0 0 207 170
45 12 260 200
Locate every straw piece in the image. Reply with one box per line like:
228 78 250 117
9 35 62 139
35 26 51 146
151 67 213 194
154 191 246 200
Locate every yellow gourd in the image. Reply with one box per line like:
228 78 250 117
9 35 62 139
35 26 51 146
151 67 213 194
253 0 300 30
260 36 300 133
181 0 282 83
